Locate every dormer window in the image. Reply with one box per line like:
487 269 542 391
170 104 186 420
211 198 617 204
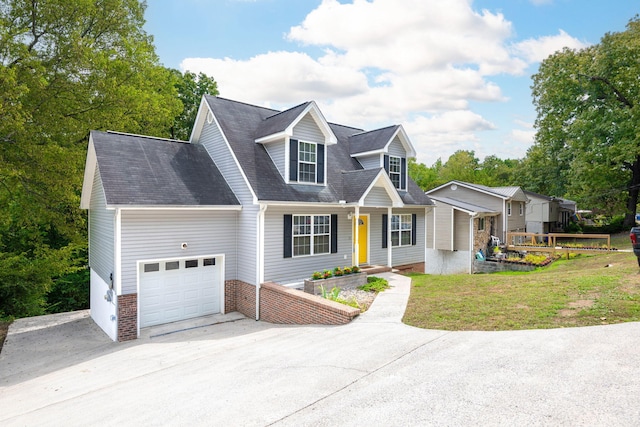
299 142 317 183
388 156 401 189
384 154 406 190
289 139 325 184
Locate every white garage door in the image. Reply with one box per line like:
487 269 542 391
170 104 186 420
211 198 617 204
139 256 222 328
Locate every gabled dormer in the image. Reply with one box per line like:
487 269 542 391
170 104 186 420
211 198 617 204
254 101 337 186
349 125 415 192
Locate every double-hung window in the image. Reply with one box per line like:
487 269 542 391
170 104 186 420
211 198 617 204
388 156 401 189
391 214 412 247
519 202 524 216
507 202 512 216
298 142 317 183
478 217 485 231
293 215 330 256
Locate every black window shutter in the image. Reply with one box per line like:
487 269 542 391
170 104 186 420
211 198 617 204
401 157 407 190
284 215 292 258
289 139 298 181
412 213 417 246
330 214 338 253
317 144 325 184
382 214 388 248
383 155 390 173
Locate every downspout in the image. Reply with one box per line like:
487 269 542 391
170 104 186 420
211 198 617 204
256 204 267 321
503 199 507 243
387 207 392 268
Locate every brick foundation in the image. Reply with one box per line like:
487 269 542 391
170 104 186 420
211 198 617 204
393 262 425 274
227 280 256 320
117 293 138 342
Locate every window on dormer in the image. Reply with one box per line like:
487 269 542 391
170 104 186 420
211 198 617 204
299 142 316 183
389 156 401 189
383 154 406 190
289 139 324 184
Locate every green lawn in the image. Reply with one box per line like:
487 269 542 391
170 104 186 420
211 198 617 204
404 248 640 331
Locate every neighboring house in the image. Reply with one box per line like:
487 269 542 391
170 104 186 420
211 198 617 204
426 180 529 244
524 191 578 233
80 96 434 341
426 196 500 274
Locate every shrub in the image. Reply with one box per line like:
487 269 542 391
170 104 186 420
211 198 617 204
359 276 390 293
333 267 344 276
323 270 332 279
311 271 323 280
343 266 352 275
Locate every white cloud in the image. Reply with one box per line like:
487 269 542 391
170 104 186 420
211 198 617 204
404 111 497 165
181 51 369 106
180 0 585 164
513 30 588 63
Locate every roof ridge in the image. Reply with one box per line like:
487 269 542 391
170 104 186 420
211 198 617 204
349 124 398 138
204 95 280 115
262 101 311 120
104 130 188 144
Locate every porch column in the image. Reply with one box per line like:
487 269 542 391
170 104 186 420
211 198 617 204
353 206 360 267
387 207 392 268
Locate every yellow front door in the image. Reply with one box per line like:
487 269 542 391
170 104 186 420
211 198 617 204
353 215 368 265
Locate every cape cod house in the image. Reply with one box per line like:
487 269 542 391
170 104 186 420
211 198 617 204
81 96 434 341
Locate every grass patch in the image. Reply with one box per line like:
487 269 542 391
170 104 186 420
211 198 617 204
403 251 640 331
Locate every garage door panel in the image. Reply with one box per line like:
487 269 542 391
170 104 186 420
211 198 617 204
139 256 222 328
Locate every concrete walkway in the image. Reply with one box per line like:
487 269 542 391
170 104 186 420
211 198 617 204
2 273 640 426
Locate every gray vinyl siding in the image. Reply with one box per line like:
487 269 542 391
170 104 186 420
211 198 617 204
366 209 426 267
198 119 254 205
197 118 257 284
387 136 405 157
429 185 505 239
292 113 324 142
88 166 114 284
454 210 470 251
263 206 352 284
507 201 527 232
119 210 238 295
357 154 382 170
391 209 426 266
434 204 454 250
264 140 286 179
364 187 392 207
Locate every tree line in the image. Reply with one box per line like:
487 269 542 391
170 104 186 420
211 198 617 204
1 0 638 319
0 0 217 318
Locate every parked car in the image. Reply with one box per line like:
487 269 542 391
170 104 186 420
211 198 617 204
629 227 640 266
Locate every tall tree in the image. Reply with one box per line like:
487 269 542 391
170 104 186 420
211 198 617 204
171 70 219 140
0 0 182 317
530 17 640 224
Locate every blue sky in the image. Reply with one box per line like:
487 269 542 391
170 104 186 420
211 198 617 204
144 0 638 166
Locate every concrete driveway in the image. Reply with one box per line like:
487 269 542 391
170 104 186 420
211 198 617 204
1 272 640 426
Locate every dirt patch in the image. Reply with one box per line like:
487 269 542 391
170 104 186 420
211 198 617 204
559 299 595 317
0 321 10 353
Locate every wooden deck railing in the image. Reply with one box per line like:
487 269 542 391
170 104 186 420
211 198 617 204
505 232 612 258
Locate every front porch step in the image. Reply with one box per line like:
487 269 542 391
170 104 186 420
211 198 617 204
360 265 392 275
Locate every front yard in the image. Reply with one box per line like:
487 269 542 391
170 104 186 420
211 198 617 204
404 250 640 331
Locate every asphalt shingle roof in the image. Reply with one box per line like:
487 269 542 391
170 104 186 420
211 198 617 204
348 125 399 155
205 96 433 206
91 131 240 206
430 196 499 214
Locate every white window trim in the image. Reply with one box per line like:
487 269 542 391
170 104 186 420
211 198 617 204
507 202 512 216
478 217 485 231
391 214 412 248
389 155 402 190
519 202 524 216
292 214 330 257
298 141 317 184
